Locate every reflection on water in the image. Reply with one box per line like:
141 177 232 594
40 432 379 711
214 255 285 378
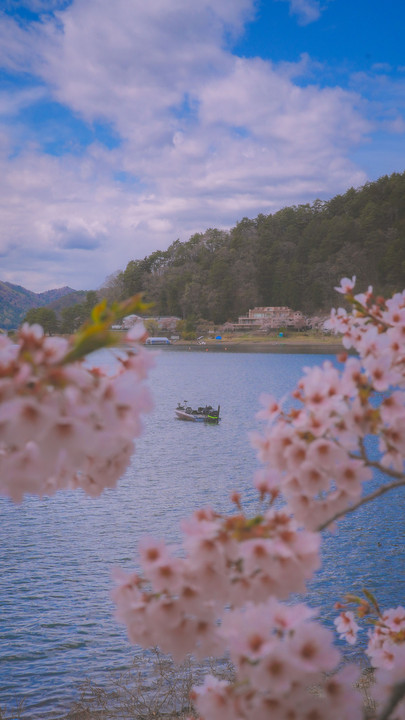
0 350 404 717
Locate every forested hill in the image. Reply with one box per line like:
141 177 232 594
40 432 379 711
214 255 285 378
104 171 405 323
0 282 77 329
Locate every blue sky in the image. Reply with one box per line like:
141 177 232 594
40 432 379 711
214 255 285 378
0 0 404 292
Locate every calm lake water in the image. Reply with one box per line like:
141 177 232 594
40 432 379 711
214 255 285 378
1 349 404 718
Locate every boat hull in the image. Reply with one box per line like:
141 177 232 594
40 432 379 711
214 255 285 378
175 409 220 423
175 410 205 421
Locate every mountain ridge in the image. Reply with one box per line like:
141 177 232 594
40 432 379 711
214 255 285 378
0 282 78 330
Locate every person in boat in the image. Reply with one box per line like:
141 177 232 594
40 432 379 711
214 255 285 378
206 406 220 423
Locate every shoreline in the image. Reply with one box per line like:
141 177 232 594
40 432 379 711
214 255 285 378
149 336 345 354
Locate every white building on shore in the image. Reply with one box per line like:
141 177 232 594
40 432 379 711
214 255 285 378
232 306 306 330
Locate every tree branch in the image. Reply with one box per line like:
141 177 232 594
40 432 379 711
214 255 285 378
317 479 405 531
353 439 405 481
365 460 405 481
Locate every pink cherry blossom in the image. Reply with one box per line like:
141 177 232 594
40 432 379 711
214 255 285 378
334 276 356 294
256 392 284 421
372 645 405 719
289 621 340 673
323 665 363 719
382 606 405 632
334 611 360 644
0 323 153 501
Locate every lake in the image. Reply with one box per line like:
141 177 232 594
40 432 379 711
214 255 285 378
0 349 404 718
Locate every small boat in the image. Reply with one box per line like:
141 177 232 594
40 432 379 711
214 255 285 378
175 402 221 424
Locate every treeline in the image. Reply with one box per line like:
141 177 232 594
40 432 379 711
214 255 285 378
102 172 405 323
24 291 99 334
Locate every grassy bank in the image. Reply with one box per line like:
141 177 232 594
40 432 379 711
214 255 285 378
167 331 344 353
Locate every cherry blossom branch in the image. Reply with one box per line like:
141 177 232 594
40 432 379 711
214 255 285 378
365 460 405 481
354 440 405 481
376 680 405 720
317 478 405 531
350 298 389 330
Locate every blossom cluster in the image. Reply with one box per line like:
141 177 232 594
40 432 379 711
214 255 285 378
113 506 362 718
191 601 362 720
336 598 405 719
113 506 320 660
0 321 153 501
250 278 405 530
113 279 405 720
327 278 405 473
367 606 405 671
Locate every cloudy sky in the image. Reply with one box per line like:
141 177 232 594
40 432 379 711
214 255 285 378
1 0 404 292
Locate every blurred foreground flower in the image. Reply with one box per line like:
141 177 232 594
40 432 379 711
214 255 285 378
0 294 154 501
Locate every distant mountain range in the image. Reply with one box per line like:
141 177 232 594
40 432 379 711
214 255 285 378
0 281 83 330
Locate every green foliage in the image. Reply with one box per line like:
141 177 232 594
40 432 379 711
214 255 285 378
23 307 59 334
182 317 197 340
60 291 100 334
175 317 197 340
144 318 160 336
19 290 101 336
103 172 405 322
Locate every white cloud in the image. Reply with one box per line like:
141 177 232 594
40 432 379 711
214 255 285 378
277 0 322 25
0 0 379 292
